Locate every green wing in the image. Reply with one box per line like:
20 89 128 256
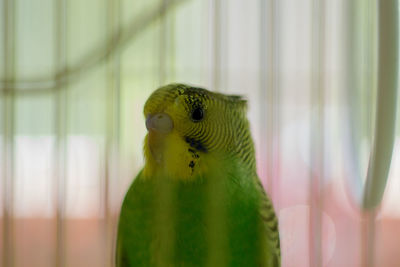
255 177 281 267
116 170 152 267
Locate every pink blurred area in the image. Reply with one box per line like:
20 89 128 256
1 192 400 267
270 166 400 267
273 183 400 267
0 217 117 267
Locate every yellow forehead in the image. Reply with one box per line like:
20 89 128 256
143 83 247 118
144 84 208 116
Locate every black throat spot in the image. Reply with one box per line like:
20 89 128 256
185 137 208 153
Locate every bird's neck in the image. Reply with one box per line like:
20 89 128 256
143 132 244 180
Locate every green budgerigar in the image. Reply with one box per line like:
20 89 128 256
116 84 281 266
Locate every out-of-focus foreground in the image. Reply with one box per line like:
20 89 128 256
1 0 400 266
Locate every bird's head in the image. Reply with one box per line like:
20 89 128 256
143 83 255 179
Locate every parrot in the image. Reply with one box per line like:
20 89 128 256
116 83 281 267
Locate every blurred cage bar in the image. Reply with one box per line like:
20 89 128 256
0 0 400 267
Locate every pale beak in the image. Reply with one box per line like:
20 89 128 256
146 113 173 134
146 113 173 163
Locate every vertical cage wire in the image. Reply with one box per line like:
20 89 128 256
212 0 221 91
363 0 376 141
362 210 377 267
272 0 281 207
259 0 267 195
2 0 16 266
158 0 177 85
259 0 267 193
159 0 168 85
344 0 363 211
259 0 281 205
359 1 377 266
54 0 68 266
104 0 122 265
309 0 325 266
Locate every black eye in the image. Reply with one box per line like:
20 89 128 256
191 107 204 122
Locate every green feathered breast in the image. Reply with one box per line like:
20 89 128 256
116 158 280 267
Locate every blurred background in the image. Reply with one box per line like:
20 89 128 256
0 0 400 266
